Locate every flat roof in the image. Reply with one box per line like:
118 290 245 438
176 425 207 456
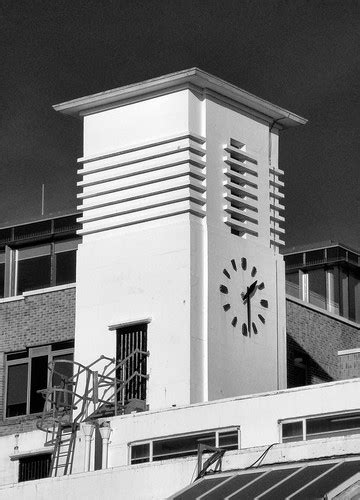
53 68 307 128
283 241 360 256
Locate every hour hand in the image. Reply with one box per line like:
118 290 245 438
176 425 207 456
243 280 257 302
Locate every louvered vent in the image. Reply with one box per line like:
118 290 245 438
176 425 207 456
269 163 285 247
223 138 259 238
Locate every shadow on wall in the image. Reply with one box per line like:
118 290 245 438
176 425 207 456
287 335 333 388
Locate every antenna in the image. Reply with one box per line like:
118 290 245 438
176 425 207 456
41 184 45 216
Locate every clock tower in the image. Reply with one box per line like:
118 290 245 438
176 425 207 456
55 69 306 409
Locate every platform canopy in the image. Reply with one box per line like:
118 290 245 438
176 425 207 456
169 458 360 499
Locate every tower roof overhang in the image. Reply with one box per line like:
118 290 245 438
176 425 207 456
53 68 307 129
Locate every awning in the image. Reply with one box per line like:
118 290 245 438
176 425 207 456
169 458 360 499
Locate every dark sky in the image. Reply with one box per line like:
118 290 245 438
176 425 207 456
1 0 359 249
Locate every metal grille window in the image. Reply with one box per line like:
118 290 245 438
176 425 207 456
5 341 74 418
116 323 148 402
18 453 51 482
130 427 240 465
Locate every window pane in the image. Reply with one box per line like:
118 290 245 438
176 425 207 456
218 430 238 450
348 270 359 322
17 255 51 294
0 262 4 299
153 433 215 461
307 413 360 440
131 444 150 464
7 364 28 417
308 268 326 309
30 356 48 414
286 272 300 299
282 421 303 443
52 354 74 409
55 250 76 286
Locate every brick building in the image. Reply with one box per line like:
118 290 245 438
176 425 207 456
0 214 79 436
284 242 360 387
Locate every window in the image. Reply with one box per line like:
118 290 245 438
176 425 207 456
285 271 300 299
130 428 240 465
116 323 148 403
281 411 360 443
0 214 79 298
5 341 74 418
18 453 51 482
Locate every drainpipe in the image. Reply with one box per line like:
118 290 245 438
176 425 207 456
99 421 112 469
82 422 95 472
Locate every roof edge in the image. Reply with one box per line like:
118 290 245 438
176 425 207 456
53 68 307 128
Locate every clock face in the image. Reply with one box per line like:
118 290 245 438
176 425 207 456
219 257 268 336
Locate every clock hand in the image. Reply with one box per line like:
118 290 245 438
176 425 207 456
242 280 257 302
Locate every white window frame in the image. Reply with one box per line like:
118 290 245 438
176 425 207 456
128 426 241 465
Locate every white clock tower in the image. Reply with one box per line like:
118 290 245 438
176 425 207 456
55 69 306 410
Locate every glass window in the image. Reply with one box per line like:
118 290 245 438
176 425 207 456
282 421 304 443
281 412 360 443
55 251 76 285
17 244 51 294
218 430 238 450
6 364 28 417
131 443 150 464
30 356 49 414
286 271 300 298
348 269 360 322
153 433 215 461
52 354 74 408
5 342 74 418
130 428 239 465
0 252 5 299
308 268 326 309
307 413 360 440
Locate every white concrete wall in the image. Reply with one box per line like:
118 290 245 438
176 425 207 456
204 96 286 398
75 86 287 412
1 380 360 493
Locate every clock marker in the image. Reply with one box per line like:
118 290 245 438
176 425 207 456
223 304 230 311
258 282 265 290
232 316 238 327
241 257 247 270
251 266 257 277
258 314 265 324
242 323 247 336
231 259 237 271
220 285 228 294
252 322 258 334
223 269 231 279
260 299 268 308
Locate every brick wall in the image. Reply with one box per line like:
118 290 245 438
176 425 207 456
0 286 75 436
286 297 360 387
339 352 360 379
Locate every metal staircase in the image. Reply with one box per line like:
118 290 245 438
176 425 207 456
37 349 149 477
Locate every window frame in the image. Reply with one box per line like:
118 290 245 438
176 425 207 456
4 343 74 419
128 426 241 465
280 410 360 444
0 237 78 298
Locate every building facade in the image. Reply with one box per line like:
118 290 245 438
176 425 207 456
1 69 360 499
